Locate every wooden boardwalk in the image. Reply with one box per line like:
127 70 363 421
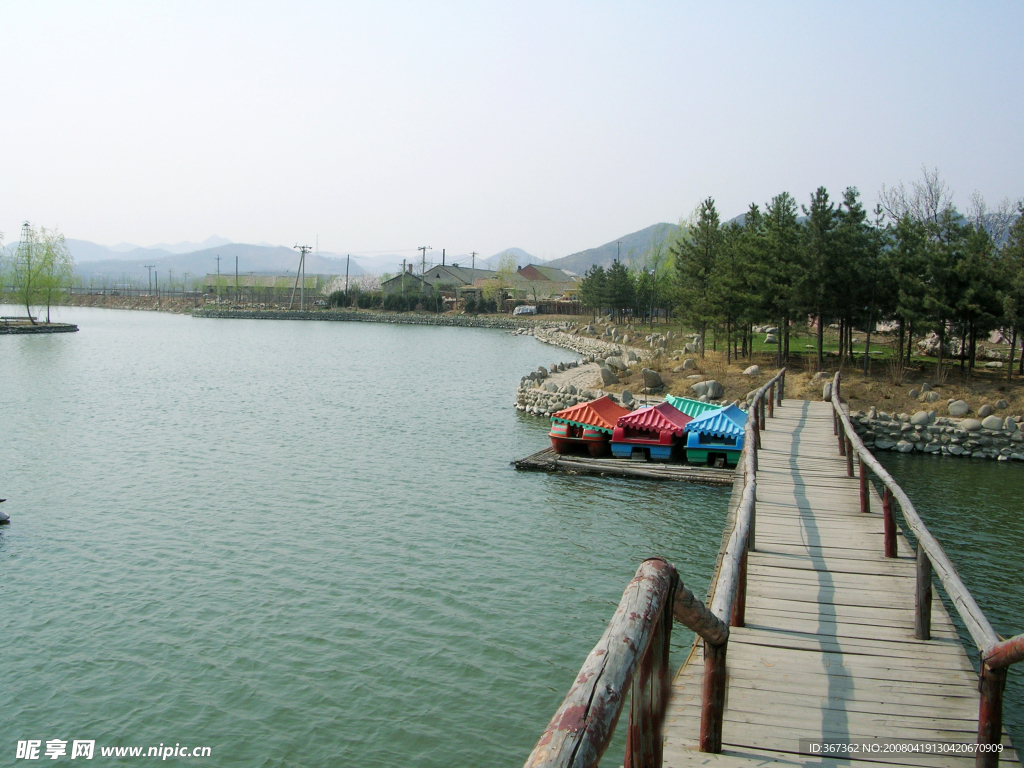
662 399 1019 767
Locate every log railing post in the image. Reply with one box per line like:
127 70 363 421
915 545 933 641
858 457 869 513
833 410 838 436
753 411 761 450
845 437 854 477
625 577 675 768
700 640 727 753
758 396 766 430
767 383 775 417
837 418 845 454
777 371 784 404
730 543 748 628
882 487 896 558
976 663 1007 768
749 497 756 553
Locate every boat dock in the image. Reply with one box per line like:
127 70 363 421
523 371 1022 768
513 447 735 486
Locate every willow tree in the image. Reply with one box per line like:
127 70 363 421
38 228 75 323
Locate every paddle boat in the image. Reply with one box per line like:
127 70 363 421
684 403 747 468
549 396 631 457
610 401 692 461
664 394 724 419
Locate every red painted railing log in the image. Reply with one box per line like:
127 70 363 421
858 457 869 513
984 633 1024 670
625 576 674 768
915 546 933 641
976 663 1006 768
672 583 729 647
882 488 897 558
522 559 676 768
700 640 727 754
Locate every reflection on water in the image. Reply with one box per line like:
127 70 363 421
0 306 729 767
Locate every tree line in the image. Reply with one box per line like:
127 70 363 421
577 169 1024 379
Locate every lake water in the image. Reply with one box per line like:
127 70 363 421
0 307 731 766
3 308 1020 764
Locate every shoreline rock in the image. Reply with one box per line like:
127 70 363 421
850 409 1024 461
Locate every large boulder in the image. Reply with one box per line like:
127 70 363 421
896 440 915 453
600 366 619 385
641 368 664 390
605 356 627 372
682 358 697 370
621 390 634 407
910 411 931 426
922 391 940 403
995 399 1009 410
705 380 725 399
948 400 970 417
982 415 1005 430
978 404 993 418
742 365 761 376
961 418 983 432
691 381 709 398
764 334 779 345
823 382 833 402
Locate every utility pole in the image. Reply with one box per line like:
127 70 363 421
418 245 431 294
215 255 222 301
235 256 239 303
402 259 406 297
144 265 155 296
441 248 445 267
345 255 350 296
291 244 311 310
616 241 622 263
470 251 477 272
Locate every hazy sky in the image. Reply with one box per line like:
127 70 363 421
2 1 1022 259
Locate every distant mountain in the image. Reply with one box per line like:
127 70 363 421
67 239 174 263
482 248 542 270
547 223 679 274
74 243 363 285
106 235 233 254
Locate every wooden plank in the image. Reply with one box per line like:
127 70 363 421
659 397 1014 768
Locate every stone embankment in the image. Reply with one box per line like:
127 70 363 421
513 327 657 417
193 307 559 330
0 323 78 334
850 408 1024 461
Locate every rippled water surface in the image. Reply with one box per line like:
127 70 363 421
1 307 731 766
876 452 1024 748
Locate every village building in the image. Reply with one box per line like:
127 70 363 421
202 274 324 303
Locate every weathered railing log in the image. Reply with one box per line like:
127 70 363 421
522 558 676 768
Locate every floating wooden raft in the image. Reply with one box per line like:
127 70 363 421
513 447 735 485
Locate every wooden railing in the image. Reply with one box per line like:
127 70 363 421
523 370 787 767
830 371 1023 768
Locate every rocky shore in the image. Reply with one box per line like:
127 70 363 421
849 407 1024 461
192 307 560 330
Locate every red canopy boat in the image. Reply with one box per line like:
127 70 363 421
549 396 632 457
611 401 692 461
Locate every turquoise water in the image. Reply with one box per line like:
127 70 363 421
0 307 730 766
876 452 1024 749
